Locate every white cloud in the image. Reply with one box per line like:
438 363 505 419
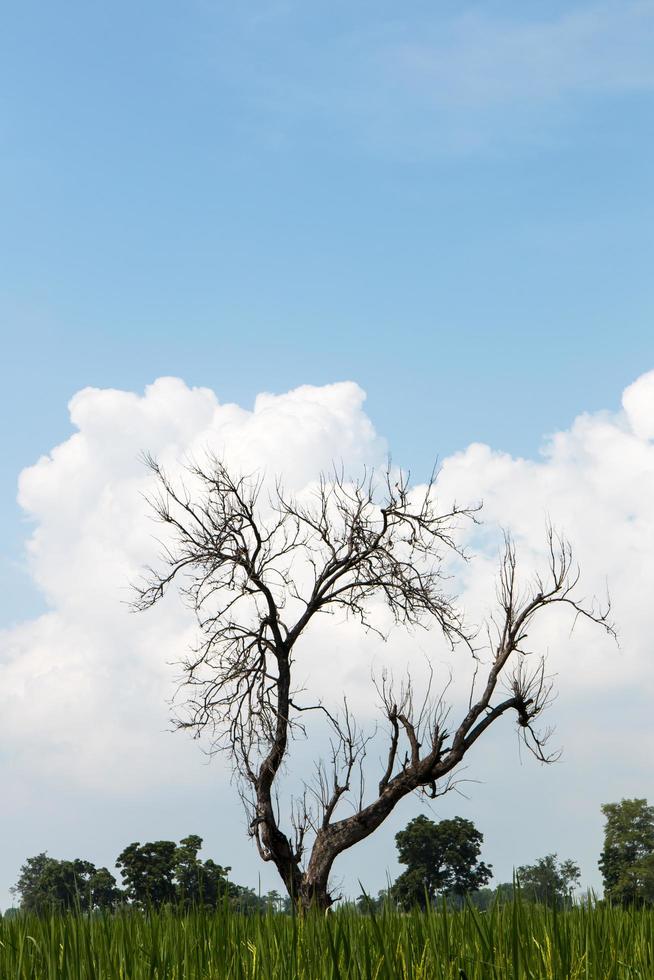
623 370 654 440
2 378 386 793
2 369 654 898
434 377 654 697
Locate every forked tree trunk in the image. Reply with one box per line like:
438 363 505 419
286 773 424 912
136 457 614 918
297 873 332 913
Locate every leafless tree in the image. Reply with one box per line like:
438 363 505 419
133 454 614 911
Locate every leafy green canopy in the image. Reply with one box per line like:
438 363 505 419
13 836 286 914
390 815 492 910
599 798 654 906
516 854 580 907
12 854 121 914
117 835 236 909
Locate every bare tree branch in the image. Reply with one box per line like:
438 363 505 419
134 456 615 910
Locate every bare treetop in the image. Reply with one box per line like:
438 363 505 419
134 453 614 910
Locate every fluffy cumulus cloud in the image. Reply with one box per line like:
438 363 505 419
436 375 654 695
1 379 386 793
2 371 654 808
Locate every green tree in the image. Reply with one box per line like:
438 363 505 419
263 889 287 912
12 853 53 913
390 815 492 910
173 835 232 908
467 886 496 911
493 882 516 903
13 854 120 913
355 888 391 914
116 835 239 910
116 841 178 908
516 854 580 907
230 885 266 914
88 867 122 910
599 798 654 906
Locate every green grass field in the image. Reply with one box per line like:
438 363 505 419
1 898 653 979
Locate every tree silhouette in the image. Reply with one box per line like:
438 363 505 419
135 456 614 910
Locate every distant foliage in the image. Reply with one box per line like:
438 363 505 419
376 815 585 914
12 854 121 914
13 836 284 915
516 854 580 908
354 889 393 914
599 798 654 906
390 815 492 910
116 841 179 908
174 835 236 909
465 886 496 911
116 835 237 910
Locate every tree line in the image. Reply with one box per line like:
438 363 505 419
365 797 654 911
9 835 290 916
7 798 654 915
370 816 579 912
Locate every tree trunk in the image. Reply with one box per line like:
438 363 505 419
297 873 333 913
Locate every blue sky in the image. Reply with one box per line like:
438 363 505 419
1 0 654 908
3 2 653 506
